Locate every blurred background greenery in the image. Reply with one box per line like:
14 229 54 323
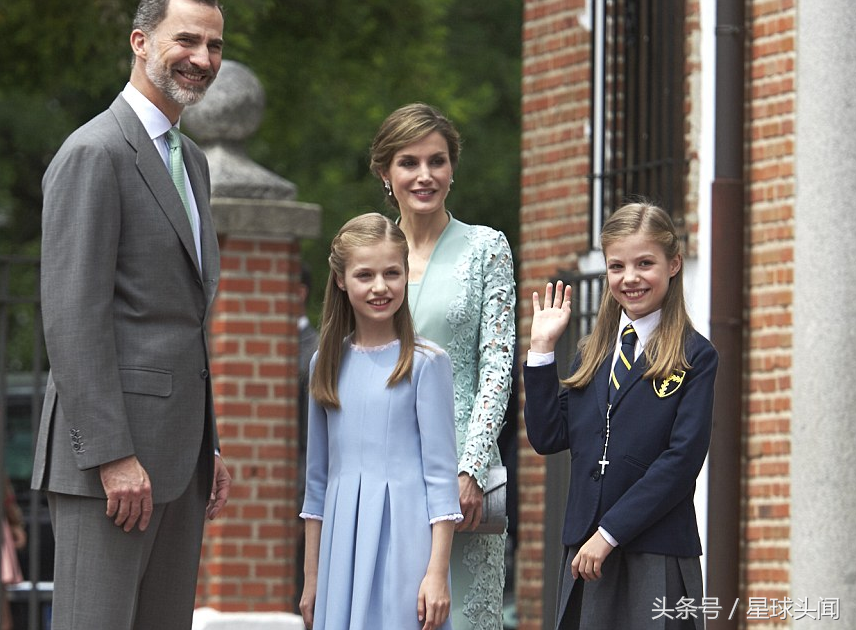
0 0 522 322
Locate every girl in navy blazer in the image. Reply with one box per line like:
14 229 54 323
524 202 718 630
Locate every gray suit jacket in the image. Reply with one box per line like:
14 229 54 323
32 95 220 504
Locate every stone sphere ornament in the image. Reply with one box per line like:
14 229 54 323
183 59 296 200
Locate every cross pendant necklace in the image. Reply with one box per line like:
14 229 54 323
599 403 613 476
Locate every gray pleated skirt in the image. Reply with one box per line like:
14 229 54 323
556 546 704 630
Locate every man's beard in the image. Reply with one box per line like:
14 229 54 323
145 49 216 107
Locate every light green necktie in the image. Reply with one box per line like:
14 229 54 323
165 127 196 236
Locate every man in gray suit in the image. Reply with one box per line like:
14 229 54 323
32 0 231 627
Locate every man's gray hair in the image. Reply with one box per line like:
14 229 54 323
132 0 223 34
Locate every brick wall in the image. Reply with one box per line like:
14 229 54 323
684 0 703 258
196 235 303 612
519 2 591 628
743 0 795 625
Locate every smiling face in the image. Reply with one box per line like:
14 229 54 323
337 240 408 343
604 232 682 320
382 131 453 219
130 0 224 120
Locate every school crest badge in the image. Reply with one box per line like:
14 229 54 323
653 371 686 398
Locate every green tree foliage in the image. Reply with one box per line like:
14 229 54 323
0 0 136 250
0 0 521 319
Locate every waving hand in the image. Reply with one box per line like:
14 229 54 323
530 281 573 354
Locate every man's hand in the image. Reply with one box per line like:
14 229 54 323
99 455 153 532
206 454 231 520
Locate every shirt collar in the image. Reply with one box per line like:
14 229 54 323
121 82 177 141
618 309 661 352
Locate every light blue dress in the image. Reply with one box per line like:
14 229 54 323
302 338 462 630
408 214 516 629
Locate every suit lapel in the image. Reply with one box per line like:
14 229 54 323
109 96 201 274
595 357 611 417
186 153 220 305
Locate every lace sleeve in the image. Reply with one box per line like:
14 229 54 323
459 230 516 490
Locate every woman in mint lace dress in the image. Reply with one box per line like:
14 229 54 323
370 103 516 629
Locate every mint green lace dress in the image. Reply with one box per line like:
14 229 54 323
407 213 516 629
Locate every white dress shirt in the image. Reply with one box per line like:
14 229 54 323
121 83 202 267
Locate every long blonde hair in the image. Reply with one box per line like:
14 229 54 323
310 213 417 408
564 201 693 388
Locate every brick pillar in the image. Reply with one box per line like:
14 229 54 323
198 235 296 610
744 3 796 623
194 199 320 613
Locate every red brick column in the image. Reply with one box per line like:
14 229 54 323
196 235 302 612
744 2 795 623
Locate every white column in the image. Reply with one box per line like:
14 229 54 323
793 1 856 623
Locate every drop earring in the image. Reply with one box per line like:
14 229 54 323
384 180 392 196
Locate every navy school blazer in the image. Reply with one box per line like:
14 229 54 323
523 330 718 557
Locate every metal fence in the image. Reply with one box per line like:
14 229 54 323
0 255 52 630
589 0 687 247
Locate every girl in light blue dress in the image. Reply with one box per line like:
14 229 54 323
300 213 463 630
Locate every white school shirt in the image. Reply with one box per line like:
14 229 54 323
121 83 202 268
